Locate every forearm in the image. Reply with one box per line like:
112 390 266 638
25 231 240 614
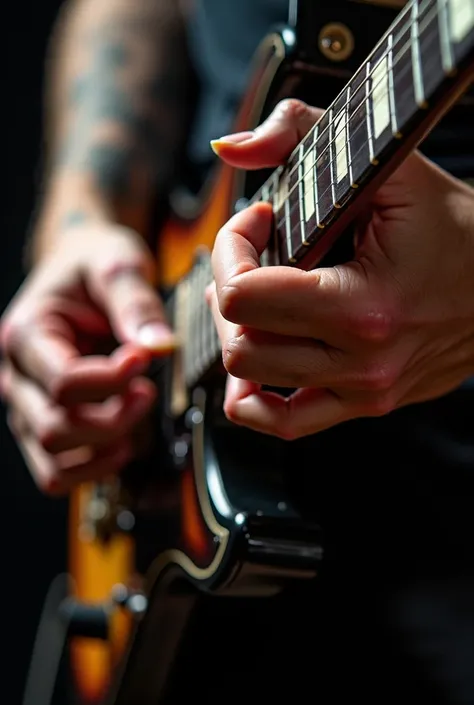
31 0 191 261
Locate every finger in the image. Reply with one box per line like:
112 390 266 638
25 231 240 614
210 99 322 169
212 204 383 347
220 325 362 389
208 282 373 390
87 236 177 353
223 384 354 440
16 435 133 496
206 280 243 347
3 366 156 454
0 309 80 395
0 306 150 403
53 343 152 405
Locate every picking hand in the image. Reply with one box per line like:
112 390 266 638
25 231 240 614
207 99 474 440
0 223 175 494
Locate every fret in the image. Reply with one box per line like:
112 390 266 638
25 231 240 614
332 89 351 206
197 259 205 376
285 148 306 254
387 34 399 138
302 123 319 244
315 111 334 225
449 0 474 43
367 36 399 162
348 63 371 185
259 178 277 267
372 49 392 140
328 107 337 208
365 61 377 164
419 0 444 99
269 170 282 265
302 125 320 234
297 143 310 246
391 14 418 131
183 274 194 385
438 0 455 73
274 168 295 263
411 0 428 108
449 0 474 64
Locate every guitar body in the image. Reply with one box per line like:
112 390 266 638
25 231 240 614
68 24 325 705
66 1 474 702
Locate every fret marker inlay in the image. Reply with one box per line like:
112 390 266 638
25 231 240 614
372 54 391 139
304 143 316 222
411 0 428 108
448 0 474 42
334 106 349 183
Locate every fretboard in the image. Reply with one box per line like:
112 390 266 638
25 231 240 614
176 0 474 392
256 0 474 269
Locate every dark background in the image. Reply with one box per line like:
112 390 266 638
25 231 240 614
4 3 68 703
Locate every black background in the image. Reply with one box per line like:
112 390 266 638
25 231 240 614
4 3 68 703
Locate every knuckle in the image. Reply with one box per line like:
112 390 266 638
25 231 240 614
360 360 398 392
221 336 247 378
275 98 308 123
36 415 67 454
348 299 401 345
0 311 26 355
219 282 245 323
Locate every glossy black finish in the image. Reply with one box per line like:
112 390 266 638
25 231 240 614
104 23 331 705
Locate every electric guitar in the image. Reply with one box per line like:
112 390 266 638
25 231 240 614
62 0 474 702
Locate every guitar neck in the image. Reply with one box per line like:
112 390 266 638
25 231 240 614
257 0 474 268
178 0 474 391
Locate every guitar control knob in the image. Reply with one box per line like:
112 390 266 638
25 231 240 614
318 22 354 62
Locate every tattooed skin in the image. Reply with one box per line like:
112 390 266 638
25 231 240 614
55 0 192 211
61 209 88 229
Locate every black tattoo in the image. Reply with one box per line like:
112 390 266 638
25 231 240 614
62 209 88 229
56 8 191 207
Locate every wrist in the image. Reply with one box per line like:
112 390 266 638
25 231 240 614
27 171 148 266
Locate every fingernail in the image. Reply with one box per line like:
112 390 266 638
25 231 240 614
210 131 255 154
136 323 177 352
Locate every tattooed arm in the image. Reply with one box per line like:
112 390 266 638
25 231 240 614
31 0 192 262
0 0 193 494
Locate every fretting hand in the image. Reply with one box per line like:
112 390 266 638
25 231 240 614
207 99 474 440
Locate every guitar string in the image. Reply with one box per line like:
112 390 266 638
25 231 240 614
188 37 461 377
264 0 447 191
254 1 452 212
260 22 461 234
186 35 461 378
185 1 468 375
276 31 449 228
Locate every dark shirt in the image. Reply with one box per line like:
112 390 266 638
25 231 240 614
173 3 474 703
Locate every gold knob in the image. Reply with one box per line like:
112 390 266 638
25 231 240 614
318 22 355 62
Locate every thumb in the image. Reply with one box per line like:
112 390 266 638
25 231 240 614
88 232 177 354
210 99 322 170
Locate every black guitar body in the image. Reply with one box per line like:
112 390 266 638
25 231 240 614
95 0 474 701
103 5 405 703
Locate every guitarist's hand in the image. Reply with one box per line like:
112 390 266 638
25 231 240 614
208 99 474 440
0 223 175 494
